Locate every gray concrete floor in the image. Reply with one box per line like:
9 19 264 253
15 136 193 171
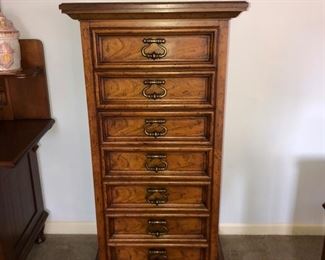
27 235 324 260
221 236 323 260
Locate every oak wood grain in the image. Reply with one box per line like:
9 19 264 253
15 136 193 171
100 111 213 145
107 216 207 240
80 21 108 260
103 149 210 178
110 246 206 260
61 2 248 260
105 182 209 210
95 71 215 109
60 2 249 20
93 29 215 67
209 20 229 260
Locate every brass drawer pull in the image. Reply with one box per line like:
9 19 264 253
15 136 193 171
145 154 168 173
141 38 167 60
148 219 168 238
144 119 167 138
146 187 168 206
148 249 168 260
142 80 167 100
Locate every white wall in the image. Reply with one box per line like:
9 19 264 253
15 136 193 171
2 0 324 234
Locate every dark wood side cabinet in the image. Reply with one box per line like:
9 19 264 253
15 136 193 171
60 3 248 260
0 40 54 260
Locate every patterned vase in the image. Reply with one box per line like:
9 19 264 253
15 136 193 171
0 12 21 73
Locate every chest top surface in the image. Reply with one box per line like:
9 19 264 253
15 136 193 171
59 1 248 20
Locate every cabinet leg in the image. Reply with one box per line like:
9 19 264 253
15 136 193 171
35 226 46 244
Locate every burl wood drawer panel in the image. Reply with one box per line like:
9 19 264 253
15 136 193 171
99 112 214 145
107 215 208 240
102 147 212 178
95 71 215 109
92 29 217 68
104 182 209 210
110 246 206 260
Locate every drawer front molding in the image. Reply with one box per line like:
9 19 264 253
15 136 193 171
106 215 208 241
104 182 210 210
102 147 213 178
99 111 214 145
95 71 216 109
92 29 218 68
109 246 207 260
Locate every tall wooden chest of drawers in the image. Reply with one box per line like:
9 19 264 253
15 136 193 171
60 2 248 260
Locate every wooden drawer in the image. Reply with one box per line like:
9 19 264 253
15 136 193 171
102 147 212 178
105 182 209 210
99 112 214 145
110 246 207 260
95 71 215 109
92 28 217 68
107 215 208 240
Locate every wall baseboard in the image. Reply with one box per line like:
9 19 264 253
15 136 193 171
45 222 97 235
45 222 325 236
219 224 325 236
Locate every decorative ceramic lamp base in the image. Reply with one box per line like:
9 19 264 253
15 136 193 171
0 12 21 73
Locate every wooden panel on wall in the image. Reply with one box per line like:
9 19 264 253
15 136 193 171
0 40 51 120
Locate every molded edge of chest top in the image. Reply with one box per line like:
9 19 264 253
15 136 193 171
59 1 249 20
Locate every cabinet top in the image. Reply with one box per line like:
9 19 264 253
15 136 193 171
0 119 54 168
59 1 248 20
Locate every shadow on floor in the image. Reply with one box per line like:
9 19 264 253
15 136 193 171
293 159 325 225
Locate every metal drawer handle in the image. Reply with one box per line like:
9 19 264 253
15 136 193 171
145 154 168 173
148 249 168 260
142 80 167 100
148 219 168 238
146 187 168 206
141 38 167 60
144 119 167 138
